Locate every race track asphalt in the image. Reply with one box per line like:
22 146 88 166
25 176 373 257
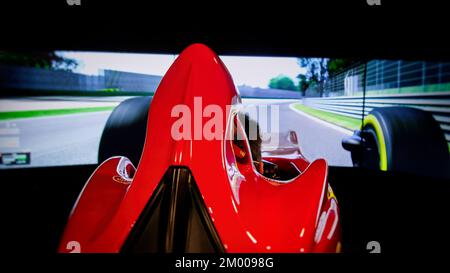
244 100 353 167
0 111 111 168
0 97 353 168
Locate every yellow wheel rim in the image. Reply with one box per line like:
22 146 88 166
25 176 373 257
363 114 388 171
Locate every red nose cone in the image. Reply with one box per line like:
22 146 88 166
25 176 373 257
135 43 239 166
122 42 243 250
155 43 239 105
125 43 243 249
175 43 221 64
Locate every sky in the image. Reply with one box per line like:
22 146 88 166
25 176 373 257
58 51 306 88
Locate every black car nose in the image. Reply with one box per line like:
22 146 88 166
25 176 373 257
121 167 224 253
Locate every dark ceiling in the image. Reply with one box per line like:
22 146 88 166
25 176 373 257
1 0 448 61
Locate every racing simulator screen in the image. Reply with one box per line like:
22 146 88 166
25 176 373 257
1 47 449 256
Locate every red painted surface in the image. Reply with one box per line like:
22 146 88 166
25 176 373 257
58 43 341 253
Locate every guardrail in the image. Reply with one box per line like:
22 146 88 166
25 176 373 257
302 92 450 142
0 65 162 93
322 60 450 97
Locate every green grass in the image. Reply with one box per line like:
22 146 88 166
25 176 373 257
292 103 361 131
0 106 116 120
293 103 450 152
1 88 154 97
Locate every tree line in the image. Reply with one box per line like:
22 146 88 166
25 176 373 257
269 58 359 96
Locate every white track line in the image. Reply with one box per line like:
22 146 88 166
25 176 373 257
289 103 354 136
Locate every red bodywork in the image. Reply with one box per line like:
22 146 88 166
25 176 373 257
58 44 341 253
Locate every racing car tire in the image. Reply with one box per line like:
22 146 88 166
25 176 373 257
98 96 152 167
361 106 449 178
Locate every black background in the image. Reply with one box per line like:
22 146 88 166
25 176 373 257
1 0 449 60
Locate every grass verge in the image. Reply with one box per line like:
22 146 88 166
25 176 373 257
0 106 116 120
292 103 361 131
292 103 450 152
